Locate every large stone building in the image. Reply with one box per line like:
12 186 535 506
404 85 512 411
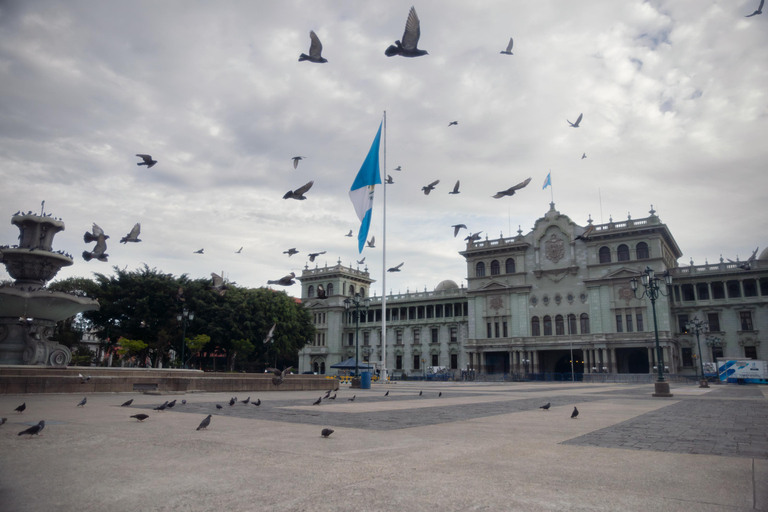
297 204 767 377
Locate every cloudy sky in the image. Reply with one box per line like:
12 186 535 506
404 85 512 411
1 0 766 297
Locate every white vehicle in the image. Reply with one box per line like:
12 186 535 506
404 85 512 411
718 360 768 384
426 366 447 375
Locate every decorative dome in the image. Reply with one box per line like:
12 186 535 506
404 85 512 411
759 247 768 260
435 279 459 291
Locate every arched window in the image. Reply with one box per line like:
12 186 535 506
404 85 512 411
531 317 540 336
476 262 486 277
555 315 565 335
568 314 577 334
320 361 325 374
327 283 334 296
490 260 500 275
543 315 552 336
636 242 649 260
359 287 365 297
313 361 319 373
349 285 355 296
599 246 611 263
505 258 516 273
580 313 590 334
307 285 314 298
617 244 630 261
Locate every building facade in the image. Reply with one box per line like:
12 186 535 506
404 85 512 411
297 204 767 377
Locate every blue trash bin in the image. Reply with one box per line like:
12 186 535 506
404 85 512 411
361 371 371 389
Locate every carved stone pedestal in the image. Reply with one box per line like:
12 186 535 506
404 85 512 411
652 381 673 397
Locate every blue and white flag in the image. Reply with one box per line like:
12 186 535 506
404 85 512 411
349 122 383 253
542 171 551 189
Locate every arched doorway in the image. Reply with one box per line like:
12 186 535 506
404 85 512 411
554 352 584 374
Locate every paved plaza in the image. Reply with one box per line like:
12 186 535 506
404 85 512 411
1 381 767 511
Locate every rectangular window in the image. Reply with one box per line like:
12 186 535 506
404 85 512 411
503 321 508 337
625 314 632 332
744 279 758 297
681 347 693 367
678 314 689 333
363 331 370 346
426 305 433 319
432 354 439 366
681 284 695 301
740 311 753 331
487 323 492 338
436 304 443 317
494 322 500 338
445 304 453 317
711 281 725 299
417 306 425 319
568 315 577 334
413 355 420 370
580 315 590 334
396 330 403 345
707 313 720 332
396 355 402 370
696 283 710 300
636 312 644 332
616 315 623 333
450 327 458 343
712 346 724 361
745 346 757 359
413 329 420 344
727 280 741 298
348 333 354 346
431 328 438 344
450 353 458 370
673 286 681 303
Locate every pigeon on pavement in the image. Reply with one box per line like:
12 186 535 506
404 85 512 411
121 399 134 407
253 399 261 406
321 428 334 438
130 414 149 422
324 390 332 399
216 404 223 409
197 414 212 430
18 420 44 437
14 403 26 413
312 397 322 405
540 403 551 411
77 397 87 407
347 395 355 402
166 399 177 409
241 397 250 404
384 391 389 396
154 401 169 411
571 406 579 419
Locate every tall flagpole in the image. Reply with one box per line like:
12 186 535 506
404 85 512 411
380 111 388 383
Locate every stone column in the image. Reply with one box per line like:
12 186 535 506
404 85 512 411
532 350 539 374
609 348 616 373
648 347 654 373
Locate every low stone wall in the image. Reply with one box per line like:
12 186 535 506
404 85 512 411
0 366 338 394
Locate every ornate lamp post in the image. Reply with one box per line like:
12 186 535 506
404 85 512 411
706 335 724 374
685 316 709 388
630 266 673 397
176 309 194 369
344 293 370 386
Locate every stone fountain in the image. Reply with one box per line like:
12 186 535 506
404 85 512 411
0 211 99 366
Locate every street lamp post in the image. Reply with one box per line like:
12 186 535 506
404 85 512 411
630 266 673 397
176 309 194 369
344 293 370 388
522 358 530 379
685 316 710 388
706 335 723 377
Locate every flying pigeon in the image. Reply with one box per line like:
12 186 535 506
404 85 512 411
136 154 157 168
194 248 204 254
130 414 149 422
345 230 353 237
448 121 458 126
312 397 322 405
210 272 228 295
120 223 141 244
386 175 394 184
492 177 532 198
263 323 276 344
267 367 294 386
83 223 109 262
283 181 314 200
366 236 375 248
267 272 296 286
393 166 402 171
154 401 169 411
299 30 327 63
196 414 212 430
18 420 44 437
746 0 764 16
216 404 223 409
357 257 366 265
321 428 334 438
449 180 460 194
283 248 299 256
384 391 389 396
581 153 586 159
540 402 551 411
229 398 236 406
166 399 177 409
571 406 579 419
291 156 306 168
79 373 91 383
308 251 326 262
567 113 583 128
316 284 327 299
575 224 595 242
728 247 759 270
236 247 243 253
253 399 261 406
348 395 356 402
77 397 87 407
422 180 440 195
385 6 428 57
464 231 483 243
452 224 467 237
14 403 26 413
387 262 404 272
324 390 332 399
500 37 514 55
241 397 250 404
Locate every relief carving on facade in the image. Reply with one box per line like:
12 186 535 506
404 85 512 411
618 286 633 305
545 234 565 263
489 295 503 312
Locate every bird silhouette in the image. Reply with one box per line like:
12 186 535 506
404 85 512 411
263 323 276 344
567 113 583 128
746 0 764 16
0 418 6 426
308 251 326 262
357 257 366 265
267 272 296 286
154 401 169 411
540 402 551 411
15 403 26 413
449 180 460 194
328 393 336 400
120 223 141 244
291 156 306 168
131 414 149 422
464 231 483 243
284 248 299 256
324 390 332 399
253 399 261 406
136 154 157 168
387 262 404 272
422 180 440 195
393 166 402 171
283 181 314 200
194 248 204 254
18 420 44 437
197 414 212 430
78 373 91 383
384 390 389 396
448 121 458 126
166 400 177 409
316 284 327 299
267 367 293 386
385 7 428 57
581 153 586 159
348 395 356 401
241 397 250 404
492 177 532 198
216 404 223 409
229 398 236 406
121 399 133 407
452 224 468 237
236 247 243 253
386 175 394 184
312 397 322 405
321 428 334 438
77 397 87 407
367 236 375 248
83 223 109 262
728 247 759 270
210 273 228 296
575 225 595 242
345 230 353 237
182 400 186 405
571 406 579 419
500 37 514 55
439 392 442 397
299 31 327 63
419 390 423 396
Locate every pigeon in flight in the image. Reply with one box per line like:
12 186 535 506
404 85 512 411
567 113 583 128
500 37 514 55
283 180 314 200
236 247 243 253
312 397 322 405
120 223 141 244
492 177 532 198
263 323 276 344
316 284 327 299
131 414 149 422
194 248 204 254
571 406 579 419
267 272 296 286
746 0 764 16
422 180 440 195
197 414 212 431
452 224 467 237
15 403 26 413
136 154 157 168
284 248 299 256
121 399 133 407
728 247 759 270
464 231 483 243
581 153 586 160
210 273 228 296
345 230 353 237
539 402 551 411
449 181 460 194
448 121 458 126
348 395 356 402
77 397 87 407
291 156 306 169
387 262 404 272
299 30 327 63
356 257 365 265
79 373 91 383
18 420 45 437
386 175 394 184
321 428 334 438
308 251 326 262
83 223 109 262
393 166 402 171
575 224 595 242
367 236 375 248
385 6 428 57
267 367 294 386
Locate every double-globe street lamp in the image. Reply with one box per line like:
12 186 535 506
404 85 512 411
344 293 370 385
685 316 710 388
630 266 673 398
176 308 194 369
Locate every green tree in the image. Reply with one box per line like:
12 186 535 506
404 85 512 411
117 337 147 360
185 334 210 367
229 338 255 371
